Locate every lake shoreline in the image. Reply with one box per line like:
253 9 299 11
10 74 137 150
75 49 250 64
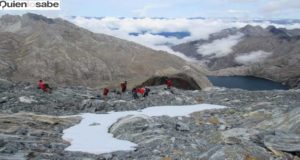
208 75 289 91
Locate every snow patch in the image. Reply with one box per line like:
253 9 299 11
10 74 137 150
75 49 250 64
19 96 37 103
63 104 227 154
158 90 172 95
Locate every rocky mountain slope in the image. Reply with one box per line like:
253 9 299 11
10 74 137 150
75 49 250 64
0 13 210 89
172 25 300 88
1 79 300 159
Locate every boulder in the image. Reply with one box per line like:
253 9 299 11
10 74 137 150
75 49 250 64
199 145 272 160
139 73 201 90
175 122 190 131
0 78 13 91
109 115 154 138
262 131 300 153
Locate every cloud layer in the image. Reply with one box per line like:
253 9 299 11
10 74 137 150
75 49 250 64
235 50 273 65
67 17 300 59
197 33 244 58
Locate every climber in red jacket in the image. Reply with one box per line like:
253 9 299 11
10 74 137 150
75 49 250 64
137 87 145 95
103 88 109 96
166 79 173 89
38 80 48 92
120 81 127 93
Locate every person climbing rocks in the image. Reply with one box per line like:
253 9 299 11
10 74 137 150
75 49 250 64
132 88 139 99
103 88 109 97
143 87 151 97
38 80 46 91
38 80 51 93
137 87 145 96
166 79 173 89
120 81 127 93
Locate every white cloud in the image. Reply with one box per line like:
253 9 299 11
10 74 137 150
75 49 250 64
197 33 244 58
66 17 300 59
235 50 273 65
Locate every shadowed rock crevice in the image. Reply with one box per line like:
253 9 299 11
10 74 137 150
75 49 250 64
139 73 201 90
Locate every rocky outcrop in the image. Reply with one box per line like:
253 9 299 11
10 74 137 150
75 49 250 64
139 73 201 90
0 78 13 91
0 112 81 160
261 131 300 153
150 65 213 90
0 80 205 115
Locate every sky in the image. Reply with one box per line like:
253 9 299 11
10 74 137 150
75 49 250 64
1 0 300 19
63 0 300 19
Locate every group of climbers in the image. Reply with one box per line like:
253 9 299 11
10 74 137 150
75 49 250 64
132 87 151 99
100 79 172 99
37 78 174 99
102 81 127 97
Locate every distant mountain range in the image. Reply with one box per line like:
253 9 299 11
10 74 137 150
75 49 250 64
172 25 300 88
69 16 300 25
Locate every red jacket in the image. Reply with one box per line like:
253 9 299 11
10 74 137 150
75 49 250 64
38 82 47 91
166 80 173 87
121 83 127 92
137 88 145 95
103 88 109 96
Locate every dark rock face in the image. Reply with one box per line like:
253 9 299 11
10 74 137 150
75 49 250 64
24 13 55 24
0 79 13 90
0 80 300 159
139 73 201 90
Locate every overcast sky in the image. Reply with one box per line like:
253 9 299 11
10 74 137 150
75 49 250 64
1 0 300 19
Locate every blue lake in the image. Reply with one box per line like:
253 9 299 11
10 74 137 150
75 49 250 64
208 76 289 91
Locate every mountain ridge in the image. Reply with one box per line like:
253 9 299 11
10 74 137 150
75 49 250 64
0 13 211 89
172 25 300 88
